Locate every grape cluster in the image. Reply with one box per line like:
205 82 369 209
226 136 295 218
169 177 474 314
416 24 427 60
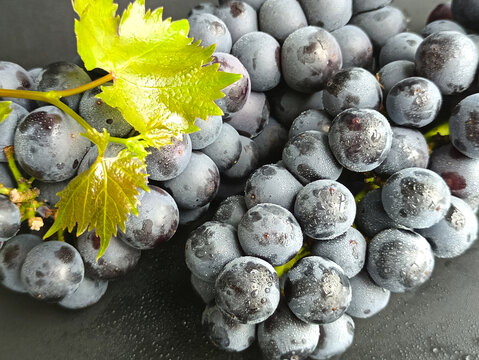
183 0 479 359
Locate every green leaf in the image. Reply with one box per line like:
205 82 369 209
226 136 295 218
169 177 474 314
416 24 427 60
44 129 149 259
73 0 241 143
0 101 12 123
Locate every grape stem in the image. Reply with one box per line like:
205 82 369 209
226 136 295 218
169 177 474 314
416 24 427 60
3 146 31 192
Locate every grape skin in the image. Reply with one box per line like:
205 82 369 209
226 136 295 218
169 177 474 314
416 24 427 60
0 195 21 242
258 0 307 43
189 115 223 150
0 61 35 110
449 93 479 159
0 102 28 162
223 136 260 179
309 314 355 359
190 273 216 304
253 116 289 165
377 60 416 96
212 195 248 228
214 1 258 44
379 32 423 67
421 19 465 38
331 25 374 70
288 109 331 140
202 123 242 172
58 277 108 310
299 0 352 32
188 13 232 53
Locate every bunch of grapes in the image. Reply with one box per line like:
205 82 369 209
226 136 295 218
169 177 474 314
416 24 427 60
180 0 479 358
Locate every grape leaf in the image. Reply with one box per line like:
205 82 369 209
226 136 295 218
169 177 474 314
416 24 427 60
0 101 12 123
44 129 148 258
73 0 241 139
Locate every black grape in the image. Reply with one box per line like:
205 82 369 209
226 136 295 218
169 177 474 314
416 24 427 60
258 0 307 43
58 276 108 310
377 60 416 96
0 195 21 242
212 195 248 228
0 102 28 162
188 2 218 17
188 13 232 53
309 314 355 359
299 0 352 31
253 116 288 164
202 123 242 172
223 136 260 179
451 0 479 31
0 61 35 110
449 93 479 159
331 25 374 70
352 0 391 14
379 32 423 67
179 204 210 226
191 273 216 304
214 1 258 44
189 115 223 150
0 163 15 188
77 142 125 175
288 109 331 139
421 19 465 38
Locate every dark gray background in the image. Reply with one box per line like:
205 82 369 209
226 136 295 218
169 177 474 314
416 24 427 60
1 1 479 359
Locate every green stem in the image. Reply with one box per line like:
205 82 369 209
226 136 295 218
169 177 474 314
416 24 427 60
3 146 29 191
0 187 10 195
50 98 94 133
0 89 53 102
424 121 450 142
50 73 114 98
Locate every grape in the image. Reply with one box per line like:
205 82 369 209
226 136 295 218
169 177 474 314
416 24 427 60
253 116 288 164
299 0 352 32
328 108 392 172
331 25 374 70
202 123 242 172
223 136 260 179
214 1 258 44
367 228 435 292
355 188 408 239
0 102 28 162
322 67 383 117
449 93 479 159
427 2 453 23
381 167 451 229
422 19 465 38
215 256 280 324
0 195 21 242
281 26 343 93
350 6 407 47
78 85 133 137
118 185 179 250
0 163 15 188
257 303 320 360
284 256 352 324
179 203 210 226
231 32 281 92
0 234 42 293
0 61 35 110
377 60 416 95
37 61 91 111
210 52 251 116
451 0 479 31
258 0 307 43
374 126 429 177
418 196 478 258
244 163 303 211
212 195 248 228
77 142 125 174
379 32 423 67
238 203 303 266
347 270 391 319
58 277 108 310
288 110 331 139
386 77 442 128
217 177 247 200
224 91 270 138
282 131 343 184
352 0 391 14
162 152 220 209
185 221 243 283
191 273 216 304
76 232 141 281
428 144 479 209
21 241 84 302
189 115 223 150
14 106 91 182
188 13 232 53
145 134 192 182
188 2 217 17
219 0 266 11
294 179 356 240
202 303 256 352
33 178 70 206
415 31 478 95
309 314 355 360
311 227 367 279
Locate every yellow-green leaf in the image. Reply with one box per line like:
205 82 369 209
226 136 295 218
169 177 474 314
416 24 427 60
44 135 148 259
0 101 12 123
73 0 241 138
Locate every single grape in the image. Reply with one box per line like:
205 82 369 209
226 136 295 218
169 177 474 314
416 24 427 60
202 123 242 172
14 106 91 182
253 116 288 164
118 185 179 250
189 115 223 150
367 228 435 292
223 136 260 179
145 134 192 182
331 25 374 70
202 303 256 352
282 130 343 184
0 163 15 188
281 26 343 93
352 0 391 14
77 142 125 175
257 302 320 360
0 234 42 293
328 108 392 172
449 93 479 159
21 241 84 302
294 179 356 240
451 0 479 31
379 32 423 67
427 2 453 23
418 196 478 258
289 110 331 139
238 203 303 266
212 195 248 228
422 19 465 38
299 0 352 31
188 13 232 53
309 314 355 359
58 277 108 310
284 256 352 324
215 256 280 324
191 273 216 304
0 102 28 162
311 227 367 279
0 195 21 242
347 270 391 319
0 61 35 110
377 60 416 96
76 232 141 281
214 1 258 44
381 167 451 229
258 0 307 43
185 221 243 283
32 178 70 207
162 152 220 209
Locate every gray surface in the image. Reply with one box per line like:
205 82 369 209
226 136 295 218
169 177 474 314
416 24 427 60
2 0 479 359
